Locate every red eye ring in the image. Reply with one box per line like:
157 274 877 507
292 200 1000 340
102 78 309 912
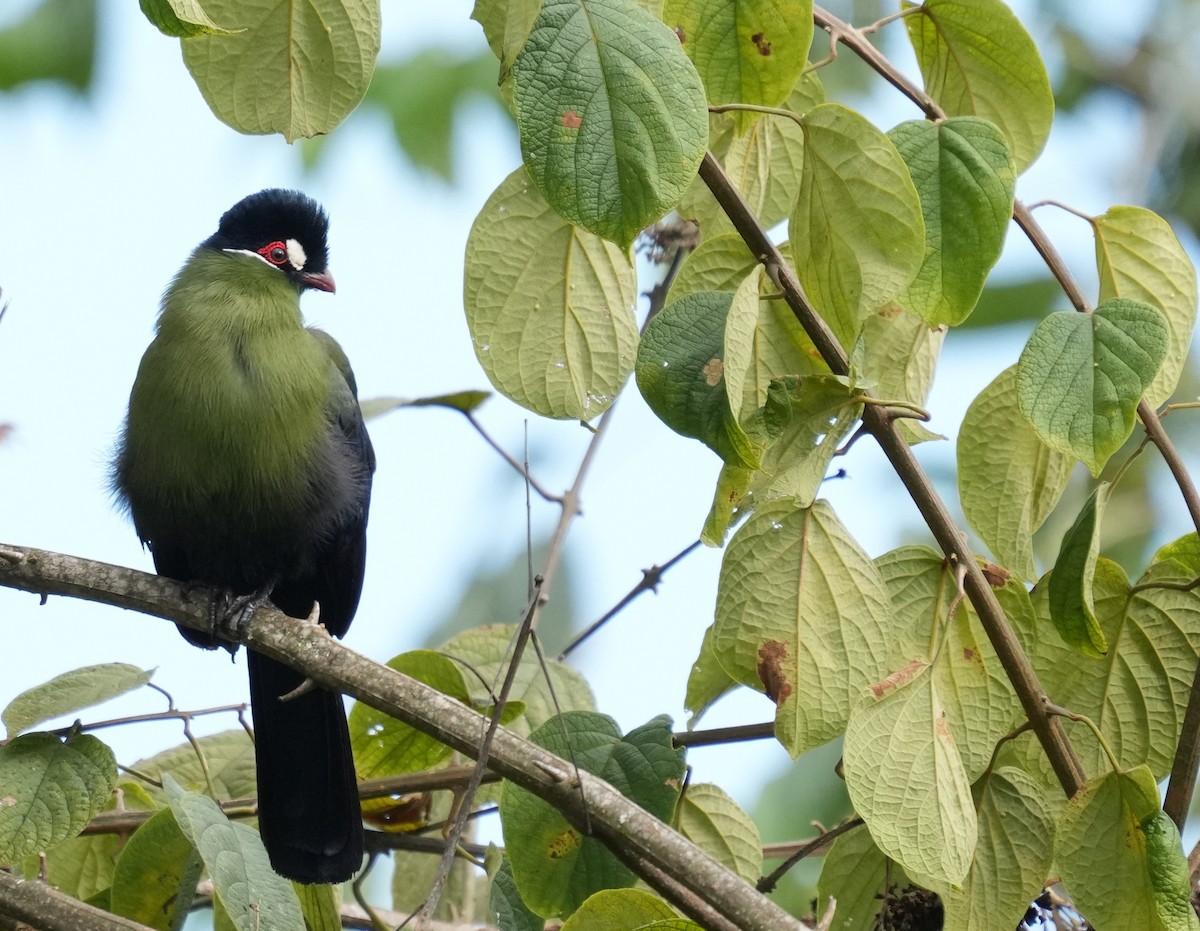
258 241 289 265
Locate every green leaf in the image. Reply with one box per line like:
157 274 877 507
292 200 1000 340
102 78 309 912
1143 810 1200 931
1094 205 1199 407
790 103 925 349
500 713 685 917
875 546 1027 781
491 858 543 931
1056 768 1200 931
700 462 754 546
512 0 708 248
903 0 1054 173
670 233 758 302
636 291 763 468
180 0 381 141
843 660 976 889
110 809 201 931
165 776 304 931
714 498 892 755
3 663 153 738
664 0 813 133
464 166 639 420
675 783 762 885
349 650 472 778
140 0 239 37
889 117 1015 326
745 375 863 507
1048 483 1113 656
1009 557 1200 781
958 365 1072 579
933 767 1057 931
1017 299 1169 476
0 732 118 863
440 624 595 736
684 623 740 721
31 779 157 901
850 303 945 444
294 884 342 931
816 826 909 929
472 0 541 82
0 0 95 93
559 888 678 929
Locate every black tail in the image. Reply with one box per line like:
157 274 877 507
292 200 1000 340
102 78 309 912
247 649 363 883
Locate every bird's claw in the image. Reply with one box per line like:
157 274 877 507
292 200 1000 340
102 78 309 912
209 587 273 649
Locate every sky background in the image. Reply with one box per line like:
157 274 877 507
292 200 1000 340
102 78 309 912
1 0 1197 901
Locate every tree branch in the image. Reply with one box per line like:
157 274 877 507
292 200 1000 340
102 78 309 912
0 869 153 931
0 545 807 931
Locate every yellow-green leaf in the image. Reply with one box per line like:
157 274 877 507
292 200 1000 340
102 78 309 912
714 498 892 755
464 167 638 421
958 365 1072 580
181 0 380 141
675 783 762 884
665 0 813 133
1094 205 1199 407
843 661 976 889
1055 768 1200 931
903 0 1053 173
933 767 1057 931
790 103 925 349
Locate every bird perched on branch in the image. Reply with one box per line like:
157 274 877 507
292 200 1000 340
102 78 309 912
114 189 374 884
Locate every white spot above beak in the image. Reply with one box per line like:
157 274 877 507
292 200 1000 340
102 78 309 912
286 238 308 271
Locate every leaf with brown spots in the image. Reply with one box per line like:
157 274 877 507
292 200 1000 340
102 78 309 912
714 498 893 756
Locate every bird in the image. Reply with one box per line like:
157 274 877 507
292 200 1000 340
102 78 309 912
113 189 374 884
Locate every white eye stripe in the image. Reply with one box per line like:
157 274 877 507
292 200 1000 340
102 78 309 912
285 238 307 271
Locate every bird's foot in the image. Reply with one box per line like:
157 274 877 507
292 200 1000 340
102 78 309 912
209 587 274 651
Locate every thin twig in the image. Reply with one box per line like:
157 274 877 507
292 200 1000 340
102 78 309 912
38 702 248 738
461 410 561 503
410 580 545 928
557 539 703 659
758 817 864 893
672 721 775 748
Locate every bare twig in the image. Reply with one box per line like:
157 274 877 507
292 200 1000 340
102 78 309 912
558 539 703 659
758 817 864 892
672 721 774 748
461 410 561 504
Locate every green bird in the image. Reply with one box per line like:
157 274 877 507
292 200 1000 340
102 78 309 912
114 189 374 884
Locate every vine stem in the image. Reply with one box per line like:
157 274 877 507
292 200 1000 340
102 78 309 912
697 151 1086 797
813 0 1200 832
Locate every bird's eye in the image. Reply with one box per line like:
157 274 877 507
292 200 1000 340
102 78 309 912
257 241 290 266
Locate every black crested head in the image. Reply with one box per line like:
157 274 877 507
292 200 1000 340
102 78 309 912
204 189 335 293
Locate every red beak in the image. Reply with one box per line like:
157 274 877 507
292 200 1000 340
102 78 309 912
302 269 336 293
